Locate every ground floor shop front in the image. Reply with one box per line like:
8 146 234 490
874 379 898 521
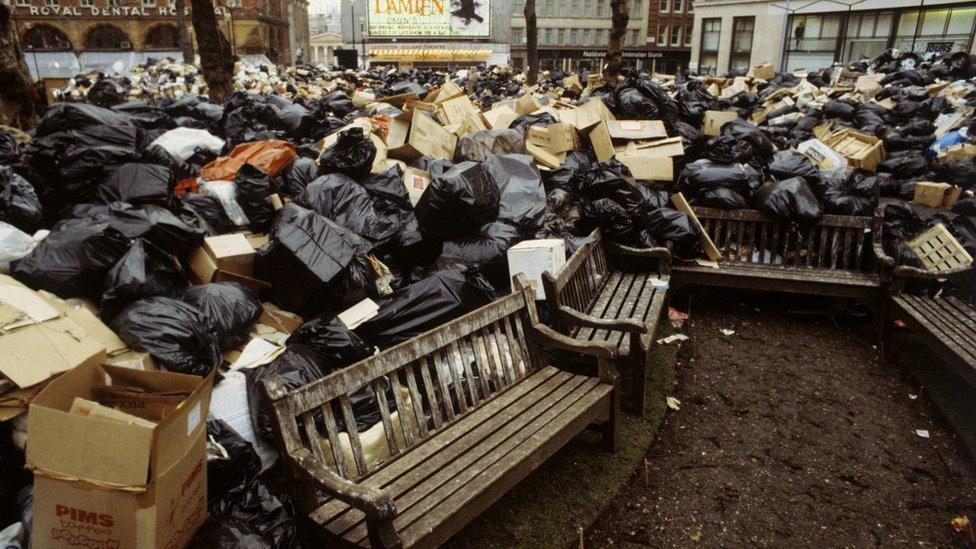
509 47 690 73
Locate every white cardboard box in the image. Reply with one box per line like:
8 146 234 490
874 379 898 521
506 239 567 300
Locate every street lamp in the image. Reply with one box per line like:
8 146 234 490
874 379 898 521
359 16 366 68
225 0 240 56
348 0 357 68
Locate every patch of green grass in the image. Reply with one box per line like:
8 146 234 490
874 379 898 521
447 331 680 548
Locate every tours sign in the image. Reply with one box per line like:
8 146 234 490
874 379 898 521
368 0 491 38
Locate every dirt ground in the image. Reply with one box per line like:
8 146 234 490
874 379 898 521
587 291 976 548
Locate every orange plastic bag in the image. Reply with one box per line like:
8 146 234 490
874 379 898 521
201 139 297 181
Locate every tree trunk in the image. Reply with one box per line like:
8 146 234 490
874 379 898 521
523 0 538 85
190 0 234 102
0 5 36 129
175 0 194 63
603 0 629 82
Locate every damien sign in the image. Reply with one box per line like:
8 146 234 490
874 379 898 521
368 0 491 38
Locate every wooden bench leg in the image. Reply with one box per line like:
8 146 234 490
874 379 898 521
367 515 402 549
602 369 620 453
630 353 647 417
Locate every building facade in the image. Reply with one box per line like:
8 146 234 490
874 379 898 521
308 31 342 65
509 0 653 73
4 0 309 78
647 0 695 73
690 0 976 76
340 0 511 69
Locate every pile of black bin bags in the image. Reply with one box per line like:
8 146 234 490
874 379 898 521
3 53 976 546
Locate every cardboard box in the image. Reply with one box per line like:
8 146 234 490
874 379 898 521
187 236 269 293
483 104 519 130
527 123 580 154
203 233 255 277
617 152 674 182
823 129 885 171
606 120 667 140
403 167 432 207
564 99 615 131
913 182 961 208
616 137 685 158
388 110 457 162
702 110 739 136
27 363 213 549
750 62 775 80
855 75 884 100
515 94 541 116
526 141 565 169
507 239 566 300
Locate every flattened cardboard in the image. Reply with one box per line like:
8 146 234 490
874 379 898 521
671 193 721 262
337 298 380 330
615 137 685 158
527 123 580 154
570 99 615 131
388 110 457 161
516 94 541 115
606 120 667 140
589 120 615 162
702 110 739 136
439 95 480 126
617 153 674 182
483 104 519 130
526 141 565 169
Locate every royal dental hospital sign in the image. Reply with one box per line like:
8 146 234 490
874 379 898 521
12 4 235 18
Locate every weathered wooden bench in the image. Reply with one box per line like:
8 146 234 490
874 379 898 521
671 207 888 302
263 276 620 548
542 229 671 417
882 262 976 388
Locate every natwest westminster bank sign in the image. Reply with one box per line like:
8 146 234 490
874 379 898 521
12 3 235 17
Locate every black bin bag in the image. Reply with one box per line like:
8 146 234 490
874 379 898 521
454 129 525 163
574 160 647 213
246 344 328 443
822 170 878 216
484 153 546 231
578 198 656 249
14 224 130 299
297 173 400 244
753 177 823 223
355 267 496 348
319 127 377 180
205 419 262 498
110 296 221 376
97 163 175 207
182 194 239 235
768 150 820 187
276 156 319 199
101 239 188 323
183 282 263 351
415 161 500 239
235 163 276 234
0 166 42 233
676 159 762 205
638 207 702 259
57 202 206 255
285 316 372 370
256 204 375 317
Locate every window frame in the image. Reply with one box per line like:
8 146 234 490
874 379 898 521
660 0 669 14
699 17 721 73
730 16 755 71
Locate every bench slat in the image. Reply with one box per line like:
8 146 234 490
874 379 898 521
575 271 624 342
503 316 528 379
346 375 605 546
319 402 349 479
442 346 468 416
372 379 400 458
454 340 480 409
311 367 570 528
389 371 416 448
490 320 516 383
603 275 649 349
431 353 458 422
907 296 976 358
418 357 444 431
403 362 429 439
339 394 369 477
893 296 976 366
584 272 634 343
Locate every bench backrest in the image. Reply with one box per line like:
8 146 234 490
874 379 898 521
692 207 880 272
264 284 544 481
544 229 611 314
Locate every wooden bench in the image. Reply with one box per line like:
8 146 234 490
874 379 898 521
670 207 887 302
882 262 976 388
541 229 671 417
263 276 620 548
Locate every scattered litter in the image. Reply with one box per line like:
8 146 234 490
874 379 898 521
916 429 931 438
909 393 918 400
666 396 681 411
720 328 736 336
657 333 689 345
669 308 690 328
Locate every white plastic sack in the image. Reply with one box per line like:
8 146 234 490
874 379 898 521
150 127 225 163
199 179 249 227
0 222 45 274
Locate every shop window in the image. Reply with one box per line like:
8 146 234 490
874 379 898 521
730 16 754 72
785 14 841 71
145 24 179 49
842 12 893 63
84 25 132 50
699 18 720 74
894 6 976 54
22 24 71 50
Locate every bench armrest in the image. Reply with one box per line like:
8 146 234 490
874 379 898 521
872 240 895 269
290 448 397 521
532 323 619 359
606 243 672 275
893 264 973 280
557 305 647 334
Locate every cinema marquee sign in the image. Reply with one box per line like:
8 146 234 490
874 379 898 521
15 4 233 17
